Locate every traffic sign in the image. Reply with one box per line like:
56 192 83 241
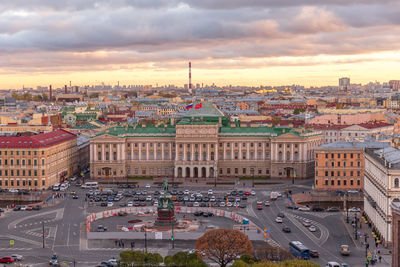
10 240 14 245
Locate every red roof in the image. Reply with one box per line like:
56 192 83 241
0 129 76 148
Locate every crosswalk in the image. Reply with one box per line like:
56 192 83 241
0 247 33 251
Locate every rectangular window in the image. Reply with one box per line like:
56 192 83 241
22 159 25 165
325 154 328 159
338 154 341 158
266 169 270 175
243 168 246 174
227 168 231 174
325 171 328 176
331 171 334 176
350 180 353 186
344 180 347 186
23 170 25 176
325 180 328 185
331 180 334 186
338 180 341 186
338 162 340 167
34 170 37 176
350 153 353 158
41 159 45 165
42 180 46 186
350 171 354 176
42 170 45 176
235 168 238 174
17 170 20 176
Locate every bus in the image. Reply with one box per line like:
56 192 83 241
82 182 99 189
289 241 311 260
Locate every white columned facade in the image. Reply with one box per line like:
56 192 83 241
223 143 226 160
246 142 250 160
207 144 210 161
161 143 165 160
138 143 142 160
183 143 187 161
262 143 266 160
239 144 242 161
101 144 105 162
146 143 149 160
290 143 294 162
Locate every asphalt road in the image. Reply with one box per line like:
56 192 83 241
0 178 371 266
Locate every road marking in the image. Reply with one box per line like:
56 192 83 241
1 234 42 246
67 223 70 246
52 225 58 250
8 208 65 229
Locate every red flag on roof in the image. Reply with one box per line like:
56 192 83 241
195 103 202 109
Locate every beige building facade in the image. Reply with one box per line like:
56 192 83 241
90 103 323 181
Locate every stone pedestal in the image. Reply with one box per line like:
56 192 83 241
155 209 177 226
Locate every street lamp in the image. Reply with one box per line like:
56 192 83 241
214 167 217 188
250 167 255 188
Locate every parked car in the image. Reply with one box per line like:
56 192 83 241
310 250 319 258
282 226 291 233
107 202 113 207
312 206 325 212
0 257 15 263
118 211 128 216
348 207 361 212
327 207 340 212
145 184 151 189
298 206 310 211
11 254 23 261
33 205 41 210
193 202 200 207
277 212 285 218
97 225 108 232
309 225 317 232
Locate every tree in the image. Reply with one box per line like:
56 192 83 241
253 244 294 262
232 260 250 267
195 229 253 267
120 250 134 265
145 253 163 265
164 251 207 267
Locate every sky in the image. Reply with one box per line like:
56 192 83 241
1 0 400 89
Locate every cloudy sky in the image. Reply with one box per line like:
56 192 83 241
1 0 400 89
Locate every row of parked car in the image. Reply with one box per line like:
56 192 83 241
0 254 23 263
13 205 41 211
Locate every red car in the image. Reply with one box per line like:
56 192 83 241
0 257 14 263
244 191 251 196
257 205 263 210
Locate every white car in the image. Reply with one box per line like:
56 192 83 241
251 191 256 196
220 202 226 207
153 201 158 207
183 196 189 201
108 258 118 267
236 197 241 202
127 202 133 207
298 206 311 211
146 196 152 201
208 189 213 195
9 188 18 193
256 200 263 205
145 184 151 189
348 207 361 212
210 196 216 202
184 190 190 195
11 254 23 261
234 202 239 207
275 217 283 223
264 201 270 206
309 225 317 232
193 202 200 207
20 205 28 211
107 202 113 207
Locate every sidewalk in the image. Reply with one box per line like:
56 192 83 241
342 214 391 266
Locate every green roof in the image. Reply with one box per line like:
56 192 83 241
72 122 101 130
96 123 176 137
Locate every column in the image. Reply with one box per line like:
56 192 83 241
139 143 142 160
206 167 210 178
101 144 105 162
191 143 194 162
231 144 234 160
239 143 242 161
262 143 265 160
290 144 294 162
223 143 226 160
175 143 178 161
161 143 165 160
199 144 203 161
255 142 258 160
207 144 210 161
303 143 307 161
153 145 156 160
146 143 149 160
183 143 187 161
182 167 186 178
246 142 250 160
214 144 217 162
283 143 286 161
109 145 112 162
190 167 194 178
130 144 133 161
117 144 120 161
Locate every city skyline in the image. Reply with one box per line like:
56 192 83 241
1 1 400 89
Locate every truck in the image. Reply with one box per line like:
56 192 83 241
270 192 279 200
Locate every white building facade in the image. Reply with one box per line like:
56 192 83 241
364 147 400 246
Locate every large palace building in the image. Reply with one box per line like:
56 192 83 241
90 103 323 180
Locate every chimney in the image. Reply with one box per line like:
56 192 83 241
49 85 52 101
64 85 68 94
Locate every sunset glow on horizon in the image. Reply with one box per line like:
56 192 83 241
1 1 400 89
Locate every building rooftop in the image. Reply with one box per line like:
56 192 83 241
315 140 390 150
365 147 400 169
0 129 76 148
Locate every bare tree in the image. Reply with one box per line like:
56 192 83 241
195 229 253 267
253 244 294 262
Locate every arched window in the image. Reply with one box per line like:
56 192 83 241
278 152 283 161
395 178 399 188
286 152 290 161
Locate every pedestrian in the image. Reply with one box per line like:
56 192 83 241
122 241 124 248
375 242 378 248
115 240 118 246
379 256 382 263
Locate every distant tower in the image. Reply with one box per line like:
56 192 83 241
189 61 192 93
64 85 68 94
49 85 52 101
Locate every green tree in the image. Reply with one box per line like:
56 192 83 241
164 251 207 267
145 253 163 265
119 250 134 266
239 254 254 264
232 259 250 267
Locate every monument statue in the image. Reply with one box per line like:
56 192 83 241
155 178 177 225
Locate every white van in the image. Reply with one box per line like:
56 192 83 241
52 183 60 191
326 262 340 267
60 183 68 191
82 182 99 189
